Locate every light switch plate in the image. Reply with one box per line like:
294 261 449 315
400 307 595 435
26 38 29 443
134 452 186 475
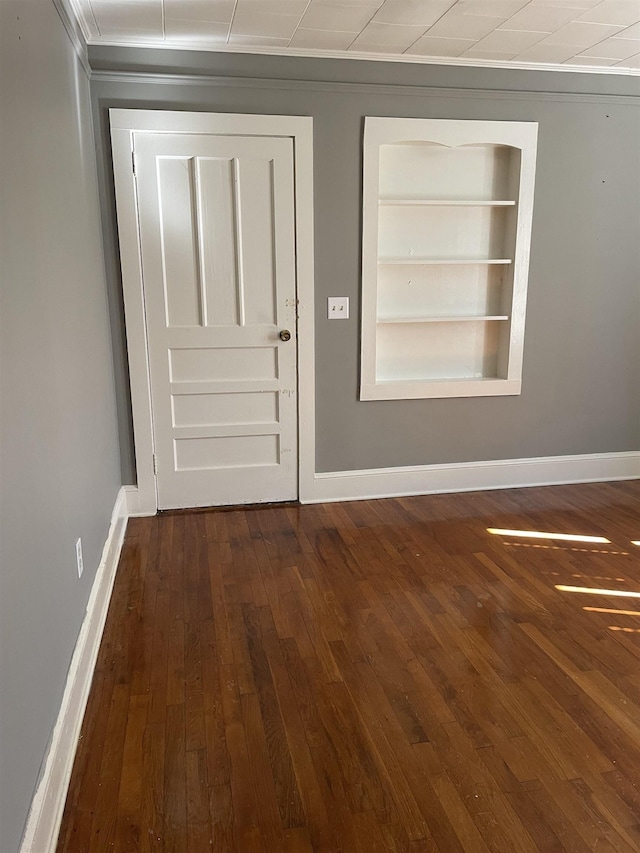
328 297 349 319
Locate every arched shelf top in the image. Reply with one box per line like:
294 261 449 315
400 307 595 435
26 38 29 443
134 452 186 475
383 140 521 152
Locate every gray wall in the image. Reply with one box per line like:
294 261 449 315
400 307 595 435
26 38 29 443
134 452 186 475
89 48 640 480
0 4 121 851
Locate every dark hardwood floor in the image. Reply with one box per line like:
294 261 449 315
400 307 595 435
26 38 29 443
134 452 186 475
57 481 640 852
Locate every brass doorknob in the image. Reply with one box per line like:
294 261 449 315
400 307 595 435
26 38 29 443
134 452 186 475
279 329 291 342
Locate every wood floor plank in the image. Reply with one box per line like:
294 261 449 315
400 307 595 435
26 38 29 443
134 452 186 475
210 782 234 851
225 717 268 853
244 604 306 830
57 482 640 852
55 670 115 852
113 692 150 850
87 681 131 852
139 720 166 853
240 691 287 847
162 702 187 852
186 748 212 853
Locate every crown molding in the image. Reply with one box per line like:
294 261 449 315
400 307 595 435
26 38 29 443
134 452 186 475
90 69 639 106
87 38 640 78
65 0 99 41
51 0 90 76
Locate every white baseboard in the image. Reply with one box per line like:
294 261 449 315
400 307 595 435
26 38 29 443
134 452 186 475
123 484 156 517
20 487 129 853
304 451 640 504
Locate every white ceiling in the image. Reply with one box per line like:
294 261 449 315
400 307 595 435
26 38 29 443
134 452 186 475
70 0 640 73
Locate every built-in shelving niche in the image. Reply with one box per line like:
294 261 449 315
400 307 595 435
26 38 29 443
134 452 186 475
361 118 538 401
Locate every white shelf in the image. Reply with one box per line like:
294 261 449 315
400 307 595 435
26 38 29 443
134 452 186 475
361 117 538 400
377 315 509 324
379 199 516 207
378 258 512 266
376 376 501 385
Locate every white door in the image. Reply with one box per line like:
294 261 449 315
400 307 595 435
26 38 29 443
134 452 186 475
134 132 298 509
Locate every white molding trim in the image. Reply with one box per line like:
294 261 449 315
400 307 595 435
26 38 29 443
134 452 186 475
123 485 155 517
88 39 640 77
91 71 638 107
360 117 537 403
110 110 315 511
51 0 90 77
19 488 129 853
64 0 99 41
305 451 640 504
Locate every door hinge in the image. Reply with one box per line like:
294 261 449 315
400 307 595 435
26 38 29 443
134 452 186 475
153 454 157 475
132 151 137 176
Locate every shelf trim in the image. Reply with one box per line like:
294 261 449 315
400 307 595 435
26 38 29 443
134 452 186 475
377 315 509 324
361 118 538 402
378 199 516 207
378 258 512 266
375 376 503 384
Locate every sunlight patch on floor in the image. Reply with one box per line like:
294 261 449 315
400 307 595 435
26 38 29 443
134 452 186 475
487 528 610 544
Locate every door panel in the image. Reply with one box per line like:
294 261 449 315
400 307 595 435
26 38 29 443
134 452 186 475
134 132 298 509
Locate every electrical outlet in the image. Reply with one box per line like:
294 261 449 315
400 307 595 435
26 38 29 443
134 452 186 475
328 296 349 319
76 538 84 578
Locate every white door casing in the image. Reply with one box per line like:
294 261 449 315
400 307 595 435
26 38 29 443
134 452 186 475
110 111 315 514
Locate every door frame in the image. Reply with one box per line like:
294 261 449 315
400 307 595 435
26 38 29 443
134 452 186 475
110 109 315 514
